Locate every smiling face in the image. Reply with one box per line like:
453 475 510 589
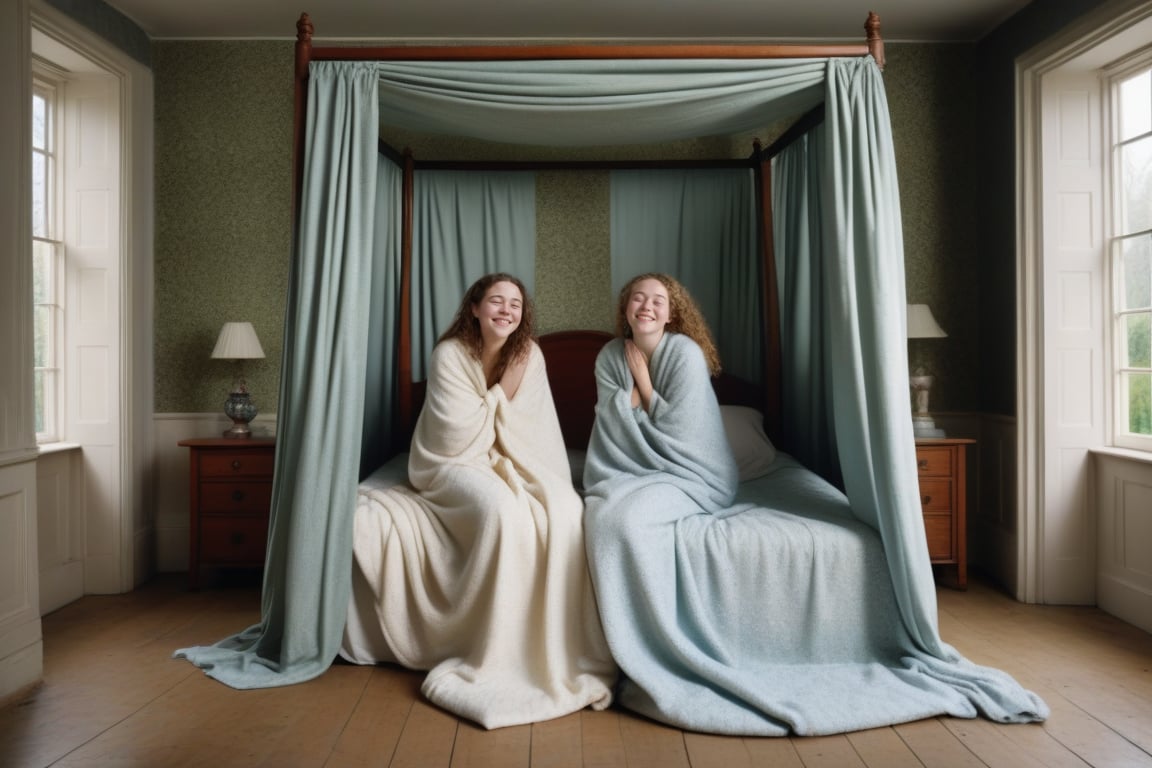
471 280 524 348
626 277 671 345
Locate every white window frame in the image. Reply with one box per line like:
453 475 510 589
1105 51 1152 453
32 72 65 444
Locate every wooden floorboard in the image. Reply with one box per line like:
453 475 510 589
1 574 1150 767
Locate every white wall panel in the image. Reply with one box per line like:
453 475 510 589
1058 348 1094 428
1039 69 1105 604
1120 480 1152 576
0 490 30 622
1057 192 1093 249
0 461 41 700
1096 452 1152 634
77 189 110 250
64 65 122 595
36 449 83 614
1058 270 1092 331
1058 90 1091 163
77 346 110 423
0 0 41 702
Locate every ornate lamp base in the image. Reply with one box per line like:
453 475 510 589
912 414 946 439
910 372 945 438
223 391 258 439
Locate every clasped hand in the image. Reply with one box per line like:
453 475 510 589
624 339 654 411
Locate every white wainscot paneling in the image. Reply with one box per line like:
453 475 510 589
967 415 1018 591
36 447 84 614
0 460 42 701
1095 451 1152 634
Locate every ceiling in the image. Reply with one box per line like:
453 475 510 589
99 0 1033 43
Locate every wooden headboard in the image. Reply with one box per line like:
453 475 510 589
538 330 613 450
539 329 766 450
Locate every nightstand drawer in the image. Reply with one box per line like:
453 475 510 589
915 447 952 477
914 438 974 589
917 479 952 513
199 451 276 478
179 437 276 589
200 517 269 563
199 481 273 513
923 515 954 560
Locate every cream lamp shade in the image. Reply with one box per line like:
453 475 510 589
906 304 947 339
211 321 266 360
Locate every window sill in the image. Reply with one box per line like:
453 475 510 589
1089 446 1152 466
38 441 82 456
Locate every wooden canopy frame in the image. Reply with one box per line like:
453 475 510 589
290 12 885 447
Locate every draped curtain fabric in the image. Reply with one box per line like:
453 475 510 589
410 170 536 381
773 58 948 657
610 169 761 384
176 61 382 686
360 154 404 477
819 59 947 656
772 130 837 478
375 59 828 146
176 54 950 689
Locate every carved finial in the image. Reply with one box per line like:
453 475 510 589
865 12 885 70
297 13 313 44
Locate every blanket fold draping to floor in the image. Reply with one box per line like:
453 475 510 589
341 339 617 728
582 333 1049 736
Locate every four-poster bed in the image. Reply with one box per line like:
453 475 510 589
290 11 886 449
175 12 1048 736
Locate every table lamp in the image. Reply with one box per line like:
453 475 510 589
211 321 265 438
907 304 947 438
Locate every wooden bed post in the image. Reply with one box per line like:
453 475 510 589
293 13 314 223
754 141 783 445
865 12 885 70
396 149 416 446
292 12 886 454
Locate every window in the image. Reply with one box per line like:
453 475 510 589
32 77 64 443
1111 64 1152 449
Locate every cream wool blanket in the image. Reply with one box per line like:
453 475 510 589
341 339 616 728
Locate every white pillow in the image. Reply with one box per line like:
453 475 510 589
720 405 777 481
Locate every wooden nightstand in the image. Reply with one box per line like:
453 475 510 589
914 438 975 589
179 438 275 589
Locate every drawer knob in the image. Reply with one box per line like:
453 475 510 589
922 495 932 505
231 532 246 546
918 459 928 469
232 490 246 503
232 460 243 470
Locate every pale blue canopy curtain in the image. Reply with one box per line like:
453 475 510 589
410 171 536 380
609 168 760 384
177 54 950 689
359 154 403 478
175 61 383 686
375 59 828 146
773 57 949 657
772 129 838 478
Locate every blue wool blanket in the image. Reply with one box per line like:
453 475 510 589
582 333 1048 735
